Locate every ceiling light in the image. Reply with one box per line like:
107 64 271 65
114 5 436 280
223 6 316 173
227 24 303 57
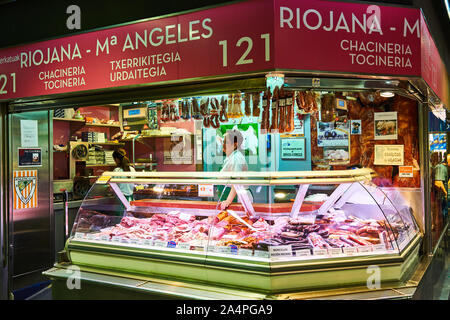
274 192 286 199
380 91 395 98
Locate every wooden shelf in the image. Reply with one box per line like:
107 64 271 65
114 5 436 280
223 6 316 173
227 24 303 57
84 122 121 128
53 117 120 128
53 118 85 123
88 142 125 146
85 164 116 168
119 133 193 142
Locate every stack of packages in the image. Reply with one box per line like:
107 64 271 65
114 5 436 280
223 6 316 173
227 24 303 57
104 151 115 165
82 132 106 143
87 147 105 165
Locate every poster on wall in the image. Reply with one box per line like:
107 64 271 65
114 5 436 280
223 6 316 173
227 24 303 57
20 120 38 147
18 148 42 167
281 138 306 160
350 120 361 135
317 122 349 147
374 145 404 165
374 112 398 140
13 170 38 210
399 166 414 178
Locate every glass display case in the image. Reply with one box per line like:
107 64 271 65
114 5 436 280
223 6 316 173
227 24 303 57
66 169 422 293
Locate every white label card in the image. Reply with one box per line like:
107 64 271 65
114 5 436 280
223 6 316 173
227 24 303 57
373 244 386 252
328 248 343 256
74 232 85 239
313 248 327 256
100 235 109 242
269 245 293 257
238 249 253 256
295 249 311 257
177 243 191 250
254 250 270 258
155 240 167 247
198 184 214 197
143 239 153 246
217 246 231 254
357 246 372 253
111 236 122 242
343 247 357 254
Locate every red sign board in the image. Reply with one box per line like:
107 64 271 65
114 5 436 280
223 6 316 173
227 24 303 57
0 0 447 104
274 0 421 76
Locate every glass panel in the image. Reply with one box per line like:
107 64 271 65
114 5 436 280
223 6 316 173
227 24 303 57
70 183 125 237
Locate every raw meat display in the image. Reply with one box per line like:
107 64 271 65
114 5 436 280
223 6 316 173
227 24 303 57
77 204 407 257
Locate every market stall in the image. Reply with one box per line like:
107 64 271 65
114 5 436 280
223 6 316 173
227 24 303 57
0 0 448 299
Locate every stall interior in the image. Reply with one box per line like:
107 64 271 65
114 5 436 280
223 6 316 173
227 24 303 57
52 86 421 199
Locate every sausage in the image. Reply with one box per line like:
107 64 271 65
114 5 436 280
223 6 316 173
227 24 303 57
252 92 261 117
270 86 280 133
244 93 251 117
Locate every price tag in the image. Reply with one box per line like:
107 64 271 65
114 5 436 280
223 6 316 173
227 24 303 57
86 234 95 240
217 246 231 254
207 245 216 252
373 244 386 252
328 248 343 256
254 250 269 258
286 97 293 106
111 236 122 242
312 248 327 256
229 245 238 254
154 240 167 247
357 246 372 253
97 175 111 184
120 238 130 244
177 243 191 250
129 239 139 245
343 247 357 255
295 249 311 257
74 232 85 239
142 239 153 246
100 235 109 242
269 245 293 257
193 245 205 252
198 184 214 197
238 248 253 257
167 241 177 248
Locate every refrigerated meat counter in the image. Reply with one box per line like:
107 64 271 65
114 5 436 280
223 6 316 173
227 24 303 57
44 169 423 299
